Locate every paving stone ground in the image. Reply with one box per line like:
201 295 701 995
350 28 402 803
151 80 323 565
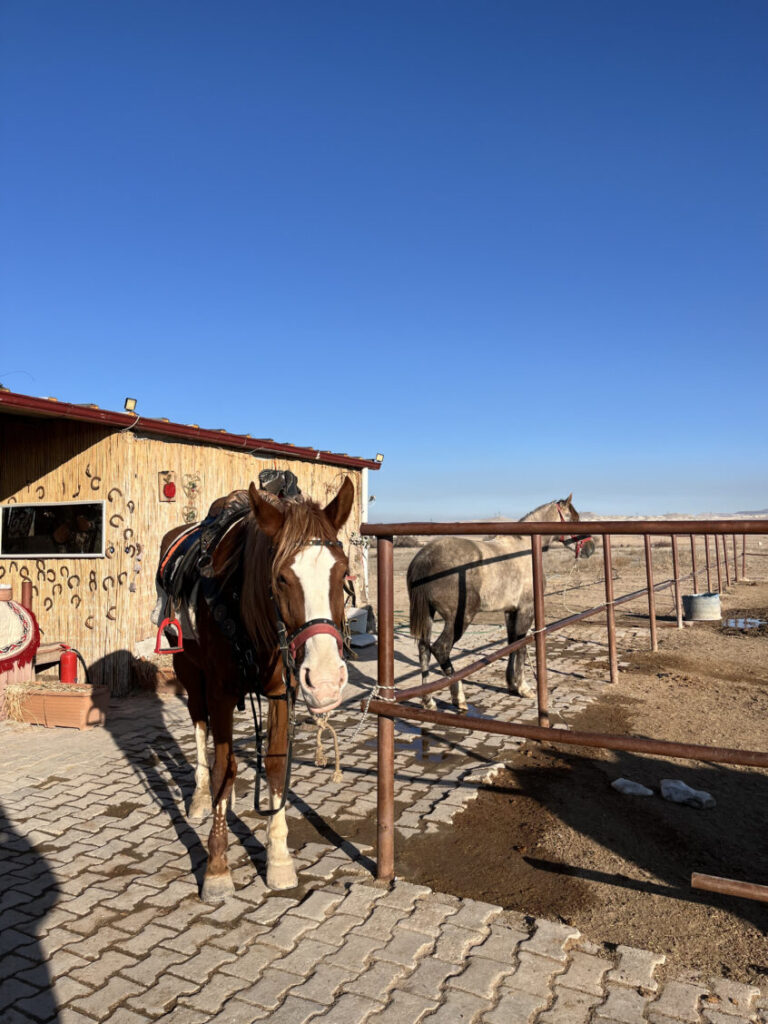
1 619 766 1024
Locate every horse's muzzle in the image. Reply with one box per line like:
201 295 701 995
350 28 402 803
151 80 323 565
578 538 596 559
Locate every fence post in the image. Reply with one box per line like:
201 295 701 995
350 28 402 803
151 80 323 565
376 535 395 882
671 536 683 628
742 535 747 579
732 535 739 583
690 536 698 593
603 534 619 682
644 535 658 652
531 535 549 728
723 534 731 588
705 535 712 593
715 535 723 593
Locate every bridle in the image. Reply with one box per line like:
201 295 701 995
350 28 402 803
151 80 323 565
556 502 592 559
252 537 346 817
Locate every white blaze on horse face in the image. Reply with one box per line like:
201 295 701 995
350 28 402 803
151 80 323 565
291 545 347 713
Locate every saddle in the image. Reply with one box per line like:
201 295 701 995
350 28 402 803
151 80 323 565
155 498 257 705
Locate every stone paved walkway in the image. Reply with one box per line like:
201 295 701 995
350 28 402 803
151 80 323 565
1 620 766 1024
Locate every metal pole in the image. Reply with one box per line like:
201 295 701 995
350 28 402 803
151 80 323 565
704 535 712 593
723 533 731 588
742 535 747 579
603 534 618 683
732 535 739 582
368 700 768 768
643 535 658 652
691 873 768 905
690 536 698 593
531 535 549 728
671 535 683 628
715 535 723 593
376 535 395 882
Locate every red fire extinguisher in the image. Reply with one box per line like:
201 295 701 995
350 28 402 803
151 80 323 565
59 645 79 684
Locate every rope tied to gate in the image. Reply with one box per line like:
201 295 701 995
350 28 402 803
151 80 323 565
314 713 343 782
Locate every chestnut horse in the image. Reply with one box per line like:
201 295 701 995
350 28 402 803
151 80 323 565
156 478 353 901
407 495 595 711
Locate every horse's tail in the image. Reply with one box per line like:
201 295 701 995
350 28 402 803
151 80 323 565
406 557 432 641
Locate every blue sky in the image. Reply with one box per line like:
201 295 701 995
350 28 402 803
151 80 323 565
1 2 766 520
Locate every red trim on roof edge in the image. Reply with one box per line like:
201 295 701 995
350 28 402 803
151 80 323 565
0 390 381 471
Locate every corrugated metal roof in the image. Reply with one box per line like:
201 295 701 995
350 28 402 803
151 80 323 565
0 389 382 471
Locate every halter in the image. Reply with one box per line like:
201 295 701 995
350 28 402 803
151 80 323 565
556 503 592 558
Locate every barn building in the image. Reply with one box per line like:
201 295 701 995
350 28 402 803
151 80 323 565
0 388 381 693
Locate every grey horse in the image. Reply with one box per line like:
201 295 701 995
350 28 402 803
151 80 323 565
407 496 595 710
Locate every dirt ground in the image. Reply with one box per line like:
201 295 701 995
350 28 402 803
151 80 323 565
369 535 768 985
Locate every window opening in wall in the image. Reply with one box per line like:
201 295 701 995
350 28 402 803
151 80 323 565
0 501 105 557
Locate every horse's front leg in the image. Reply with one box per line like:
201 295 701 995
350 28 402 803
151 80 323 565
505 608 534 698
264 697 298 890
201 702 238 902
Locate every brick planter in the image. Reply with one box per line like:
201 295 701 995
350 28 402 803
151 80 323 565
11 683 109 730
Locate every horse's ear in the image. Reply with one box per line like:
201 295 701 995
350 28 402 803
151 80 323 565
565 492 573 506
248 483 285 538
323 476 355 532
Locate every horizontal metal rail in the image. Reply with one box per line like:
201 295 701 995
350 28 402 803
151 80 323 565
691 873 768 903
394 574 686 705
366 700 768 769
361 520 765 537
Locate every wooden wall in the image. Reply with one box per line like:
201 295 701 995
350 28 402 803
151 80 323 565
0 415 365 693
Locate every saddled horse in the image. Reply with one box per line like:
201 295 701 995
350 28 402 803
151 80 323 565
155 478 353 901
407 495 595 710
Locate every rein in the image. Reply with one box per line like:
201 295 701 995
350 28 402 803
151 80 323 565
251 537 345 818
557 503 592 558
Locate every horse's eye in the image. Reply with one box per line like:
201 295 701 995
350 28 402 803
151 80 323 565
277 575 287 586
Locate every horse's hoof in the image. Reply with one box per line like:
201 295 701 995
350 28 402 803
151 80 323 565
188 795 212 822
423 696 437 711
267 861 298 890
454 702 467 713
510 683 534 699
201 872 235 902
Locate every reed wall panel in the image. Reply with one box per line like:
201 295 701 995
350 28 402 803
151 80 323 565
1 415 365 693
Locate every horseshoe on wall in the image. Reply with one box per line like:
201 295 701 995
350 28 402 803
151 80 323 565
71 594 81 608
72 485 81 498
44 597 53 611
0 566 5 580
106 606 117 621
125 545 136 558
85 615 94 629
123 528 134 541
6 497 16 504
46 568 56 583
67 574 80 590
89 571 97 591
36 485 45 500
90 476 102 491
32 585 39 597
85 464 92 477
109 513 123 528
59 565 70 579
19 566 31 581
117 572 128 586
108 487 123 503
103 576 115 591
52 583 62 596
10 561 19 574
135 543 142 556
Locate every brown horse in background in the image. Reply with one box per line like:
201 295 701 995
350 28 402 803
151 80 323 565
156 478 353 900
407 495 595 710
